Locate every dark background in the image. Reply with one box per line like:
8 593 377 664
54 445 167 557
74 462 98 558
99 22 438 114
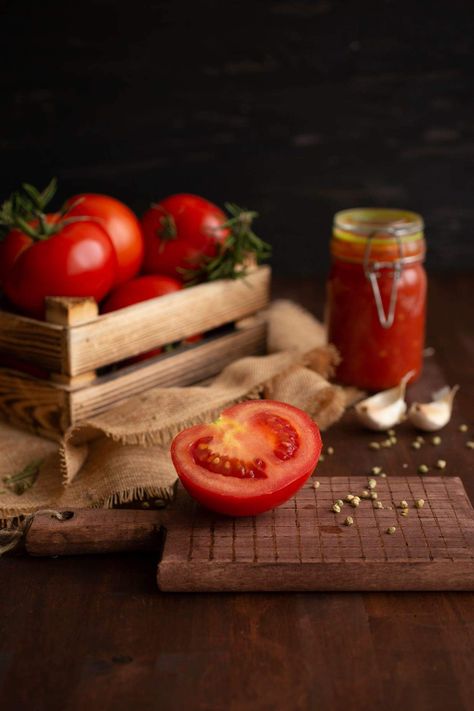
1 0 473 275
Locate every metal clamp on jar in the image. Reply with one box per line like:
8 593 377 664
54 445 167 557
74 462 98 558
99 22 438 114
326 208 427 390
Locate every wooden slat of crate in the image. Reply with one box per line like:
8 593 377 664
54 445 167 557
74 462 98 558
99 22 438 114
66 266 270 376
0 368 69 439
0 266 270 377
0 310 65 372
69 321 267 422
0 320 266 440
157 477 474 591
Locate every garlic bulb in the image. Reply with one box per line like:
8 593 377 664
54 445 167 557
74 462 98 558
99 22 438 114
354 371 414 431
408 385 459 431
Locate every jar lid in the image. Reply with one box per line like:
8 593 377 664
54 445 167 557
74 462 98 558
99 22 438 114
334 208 424 244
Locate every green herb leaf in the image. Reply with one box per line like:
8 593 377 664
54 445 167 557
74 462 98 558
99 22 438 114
183 203 271 285
0 178 60 241
3 459 43 496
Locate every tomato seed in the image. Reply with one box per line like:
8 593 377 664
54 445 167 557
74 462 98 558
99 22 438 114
192 438 267 479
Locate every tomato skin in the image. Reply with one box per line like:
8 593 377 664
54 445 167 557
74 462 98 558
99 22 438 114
171 400 322 517
102 274 182 361
67 194 144 285
0 229 32 285
101 274 182 313
0 214 61 285
179 468 313 518
3 221 117 319
141 193 229 280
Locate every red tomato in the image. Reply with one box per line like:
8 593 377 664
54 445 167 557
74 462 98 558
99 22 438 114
3 220 117 319
102 274 182 361
0 228 31 285
141 193 229 280
183 333 203 345
101 274 182 313
67 194 144 285
171 400 322 516
0 214 61 285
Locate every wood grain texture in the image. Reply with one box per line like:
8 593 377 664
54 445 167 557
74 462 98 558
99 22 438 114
0 309 65 372
69 320 266 422
0 321 266 438
0 369 68 439
0 268 269 437
158 477 474 592
26 509 165 556
66 266 270 375
45 296 99 327
1 274 474 711
0 266 270 377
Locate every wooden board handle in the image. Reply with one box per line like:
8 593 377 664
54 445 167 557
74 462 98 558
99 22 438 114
25 508 166 556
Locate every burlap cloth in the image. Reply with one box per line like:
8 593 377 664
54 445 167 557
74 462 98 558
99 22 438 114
0 300 359 522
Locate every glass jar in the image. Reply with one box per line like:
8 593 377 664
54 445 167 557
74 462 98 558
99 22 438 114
326 208 427 390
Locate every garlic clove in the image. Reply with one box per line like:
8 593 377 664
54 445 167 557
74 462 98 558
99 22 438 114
354 371 414 431
408 385 459 431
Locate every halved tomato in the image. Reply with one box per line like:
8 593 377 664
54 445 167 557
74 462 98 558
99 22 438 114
171 400 322 516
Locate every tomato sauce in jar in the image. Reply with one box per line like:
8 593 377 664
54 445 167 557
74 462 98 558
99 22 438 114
326 208 427 390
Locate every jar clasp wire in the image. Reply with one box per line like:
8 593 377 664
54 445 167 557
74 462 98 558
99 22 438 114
363 227 404 329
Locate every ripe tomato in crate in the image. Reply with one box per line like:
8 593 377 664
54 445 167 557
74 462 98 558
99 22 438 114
0 266 271 440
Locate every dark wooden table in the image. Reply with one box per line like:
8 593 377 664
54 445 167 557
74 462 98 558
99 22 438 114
1 274 473 711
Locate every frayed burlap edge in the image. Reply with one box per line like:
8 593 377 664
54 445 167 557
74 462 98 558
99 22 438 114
1 300 351 523
58 387 265 486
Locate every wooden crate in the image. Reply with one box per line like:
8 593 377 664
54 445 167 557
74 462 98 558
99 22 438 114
0 266 270 439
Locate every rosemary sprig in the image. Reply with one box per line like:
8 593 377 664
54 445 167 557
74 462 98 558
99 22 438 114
0 178 57 240
183 202 271 285
0 179 90 242
2 459 43 496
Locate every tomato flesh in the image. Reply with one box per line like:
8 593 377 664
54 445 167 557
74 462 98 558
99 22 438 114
192 436 268 479
171 400 322 516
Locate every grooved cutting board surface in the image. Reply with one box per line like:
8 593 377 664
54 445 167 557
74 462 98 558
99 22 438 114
157 476 474 591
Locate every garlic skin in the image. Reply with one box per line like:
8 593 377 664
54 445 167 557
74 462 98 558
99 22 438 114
408 385 459 431
354 371 414 431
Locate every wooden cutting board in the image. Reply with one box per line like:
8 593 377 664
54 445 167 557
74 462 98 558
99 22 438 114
157 476 474 591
